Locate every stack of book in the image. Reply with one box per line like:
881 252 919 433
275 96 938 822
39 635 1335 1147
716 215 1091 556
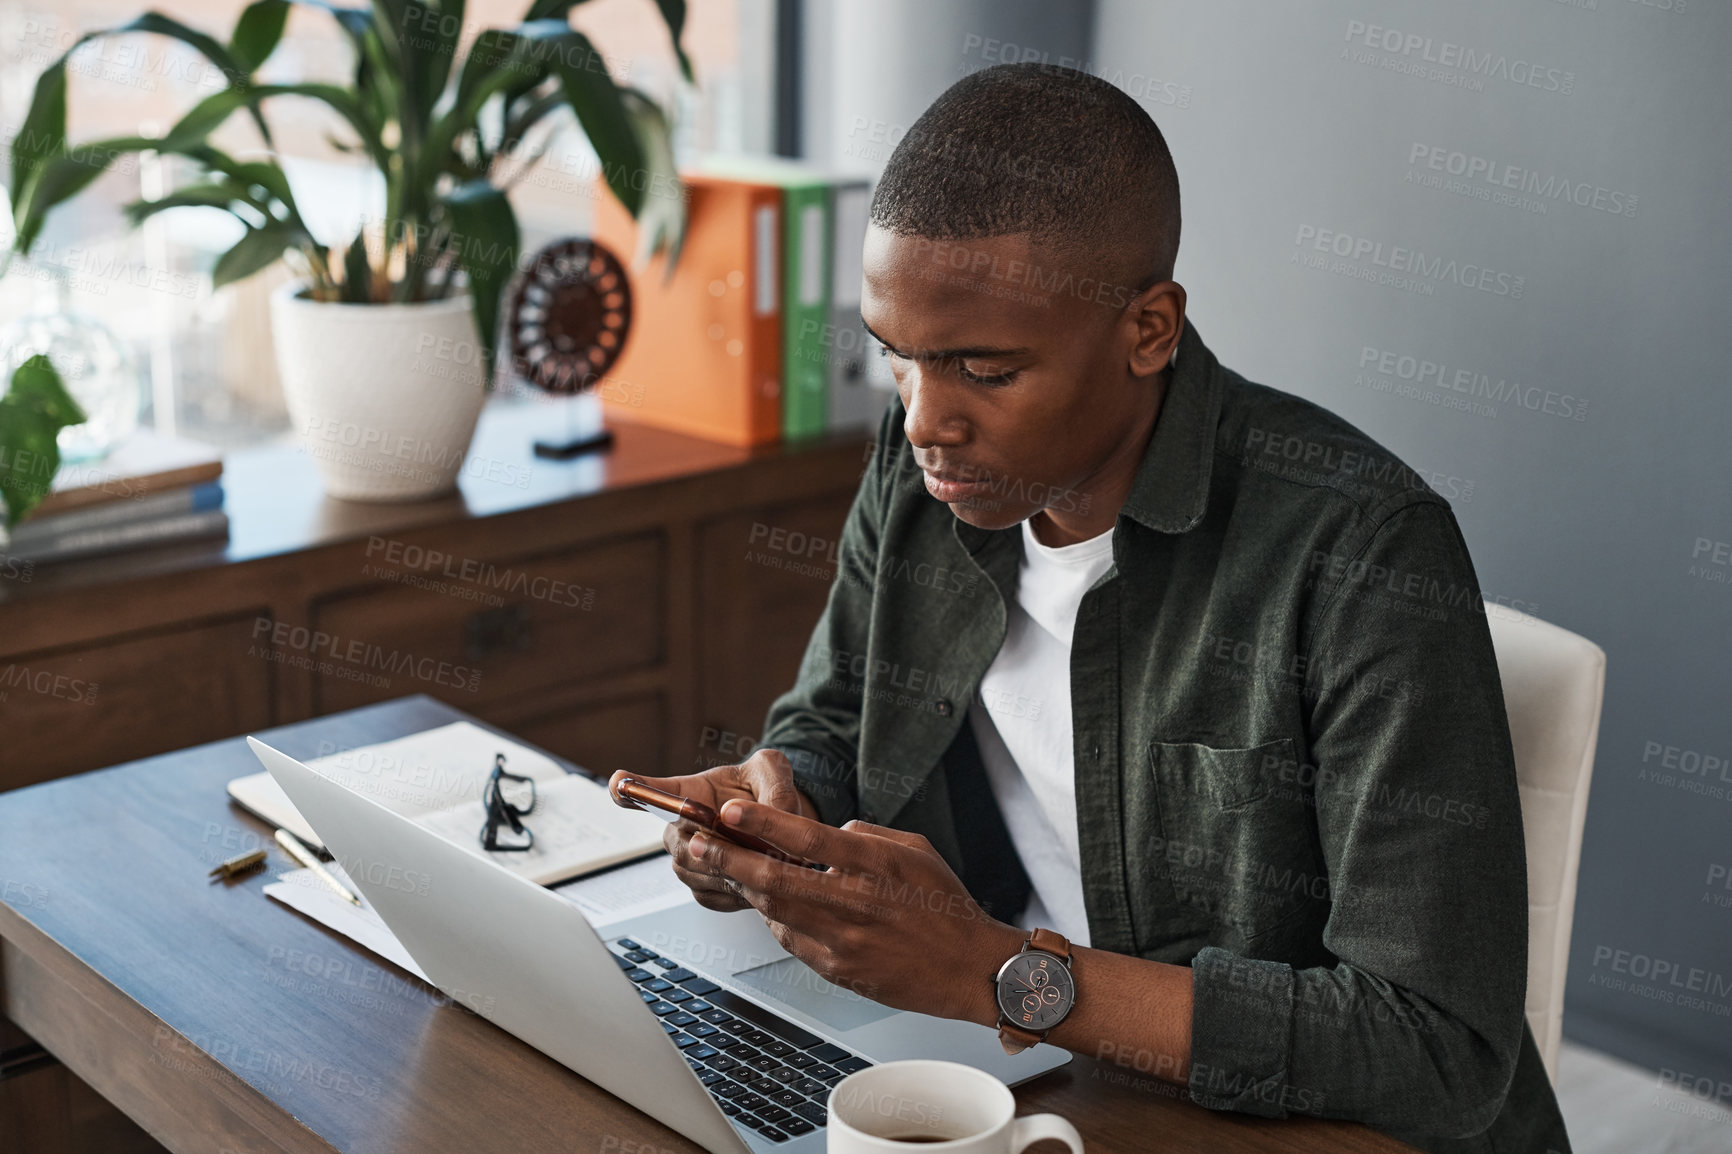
0 430 227 564
590 156 897 447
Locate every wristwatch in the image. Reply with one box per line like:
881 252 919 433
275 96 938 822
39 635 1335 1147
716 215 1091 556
992 928 1076 1054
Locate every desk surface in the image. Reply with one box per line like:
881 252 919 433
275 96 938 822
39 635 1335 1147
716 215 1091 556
0 698 1416 1154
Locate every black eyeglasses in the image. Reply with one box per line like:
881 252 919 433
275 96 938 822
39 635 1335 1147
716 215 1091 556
479 754 537 852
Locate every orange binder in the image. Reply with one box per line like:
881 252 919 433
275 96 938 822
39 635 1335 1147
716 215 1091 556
592 173 783 446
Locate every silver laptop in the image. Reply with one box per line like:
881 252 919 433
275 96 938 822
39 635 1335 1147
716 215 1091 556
248 737 1069 1154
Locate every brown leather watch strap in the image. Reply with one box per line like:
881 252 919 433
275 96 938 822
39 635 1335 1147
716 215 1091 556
996 928 1075 1053
1029 927 1070 962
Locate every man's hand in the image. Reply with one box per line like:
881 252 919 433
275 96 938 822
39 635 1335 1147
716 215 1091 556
607 750 818 913
688 800 1026 1025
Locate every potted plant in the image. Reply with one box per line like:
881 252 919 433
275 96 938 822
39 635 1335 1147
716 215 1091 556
3 0 688 500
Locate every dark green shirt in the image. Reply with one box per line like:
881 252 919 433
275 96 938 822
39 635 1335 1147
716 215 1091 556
760 322 1571 1153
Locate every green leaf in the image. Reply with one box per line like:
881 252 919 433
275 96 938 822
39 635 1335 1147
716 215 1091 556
177 146 307 231
123 179 270 228
451 27 530 121
163 88 254 149
520 0 595 21
230 0 291 72
221 160 301 216
213 220 304 288
519 0 687 82
292 0 373 47
0 356 87 529
9 65 70 227
9 10 272 253
99 13 272 140
415 0 466 119
12 135 157 253
648 0 692 84
502 85 566 149
342 230 373 301
548 30 644 215
439 179 518 388
618 88 685 274
251 83 386 167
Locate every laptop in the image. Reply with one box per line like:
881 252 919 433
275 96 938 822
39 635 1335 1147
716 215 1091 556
248 737 1070 1154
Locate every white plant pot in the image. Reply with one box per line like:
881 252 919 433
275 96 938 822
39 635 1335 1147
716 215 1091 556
270 285 489 501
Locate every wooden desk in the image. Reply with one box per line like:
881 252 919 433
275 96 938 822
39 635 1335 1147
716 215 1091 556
0 697 1416 1153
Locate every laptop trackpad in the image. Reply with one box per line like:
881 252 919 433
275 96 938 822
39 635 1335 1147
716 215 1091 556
730 956 899 1032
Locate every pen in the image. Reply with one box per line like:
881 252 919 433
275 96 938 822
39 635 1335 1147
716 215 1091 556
274 829 362 906
208 848 267 879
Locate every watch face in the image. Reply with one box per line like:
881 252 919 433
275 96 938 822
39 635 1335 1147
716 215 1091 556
995 950 1075 1032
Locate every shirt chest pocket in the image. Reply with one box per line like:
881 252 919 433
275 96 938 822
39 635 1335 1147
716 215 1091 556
1148 738 1327 939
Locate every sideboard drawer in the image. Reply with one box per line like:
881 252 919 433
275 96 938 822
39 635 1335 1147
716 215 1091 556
308 532 665 713
0 614 275 790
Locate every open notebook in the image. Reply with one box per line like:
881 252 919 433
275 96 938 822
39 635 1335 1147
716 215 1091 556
228 721 667 886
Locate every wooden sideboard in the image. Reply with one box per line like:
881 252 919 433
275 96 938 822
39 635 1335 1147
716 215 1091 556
0 397 867 795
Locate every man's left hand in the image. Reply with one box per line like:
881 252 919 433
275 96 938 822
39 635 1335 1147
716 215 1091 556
689 801 1026 1026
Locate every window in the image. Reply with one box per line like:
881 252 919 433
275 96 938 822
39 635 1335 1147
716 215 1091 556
0 0 771 449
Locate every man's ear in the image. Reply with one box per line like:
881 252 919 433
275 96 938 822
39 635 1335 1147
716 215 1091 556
1128 281 1186 378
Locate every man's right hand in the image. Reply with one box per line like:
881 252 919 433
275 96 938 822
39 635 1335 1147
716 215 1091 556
608 750 819 912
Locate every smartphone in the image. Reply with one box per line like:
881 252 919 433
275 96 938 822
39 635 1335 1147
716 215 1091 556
612 777 820 869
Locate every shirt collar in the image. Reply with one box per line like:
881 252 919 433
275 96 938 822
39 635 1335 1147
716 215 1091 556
1118 320 1223 534
952 318 1223 562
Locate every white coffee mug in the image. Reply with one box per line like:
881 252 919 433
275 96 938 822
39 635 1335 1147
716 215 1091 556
826 1059 1084 1152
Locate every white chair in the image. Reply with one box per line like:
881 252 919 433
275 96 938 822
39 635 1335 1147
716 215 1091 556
1485 604 1606 1082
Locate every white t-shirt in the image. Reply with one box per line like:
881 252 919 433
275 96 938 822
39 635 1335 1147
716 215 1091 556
968 516 1116 947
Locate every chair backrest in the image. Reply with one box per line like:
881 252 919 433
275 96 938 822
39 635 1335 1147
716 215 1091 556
1484 603 1606 1081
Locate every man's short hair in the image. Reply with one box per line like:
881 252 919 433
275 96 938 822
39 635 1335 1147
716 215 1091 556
870 63 1182 286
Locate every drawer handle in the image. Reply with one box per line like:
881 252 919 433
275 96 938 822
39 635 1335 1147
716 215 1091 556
465 604 533 661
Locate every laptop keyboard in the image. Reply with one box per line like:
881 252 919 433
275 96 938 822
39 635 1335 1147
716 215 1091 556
607 937 872 1143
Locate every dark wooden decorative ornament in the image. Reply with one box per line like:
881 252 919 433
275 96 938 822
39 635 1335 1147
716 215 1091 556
505 238 632 458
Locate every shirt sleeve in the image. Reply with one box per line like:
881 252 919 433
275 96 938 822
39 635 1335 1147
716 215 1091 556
757 402 898 828
1187 498 1529 1139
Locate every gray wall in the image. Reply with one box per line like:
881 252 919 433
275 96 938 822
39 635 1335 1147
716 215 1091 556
1086 0 1732 1086
809 0 1732 1088
800 0 1094 177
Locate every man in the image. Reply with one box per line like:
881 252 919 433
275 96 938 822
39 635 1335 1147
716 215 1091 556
610 64 1571 1153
